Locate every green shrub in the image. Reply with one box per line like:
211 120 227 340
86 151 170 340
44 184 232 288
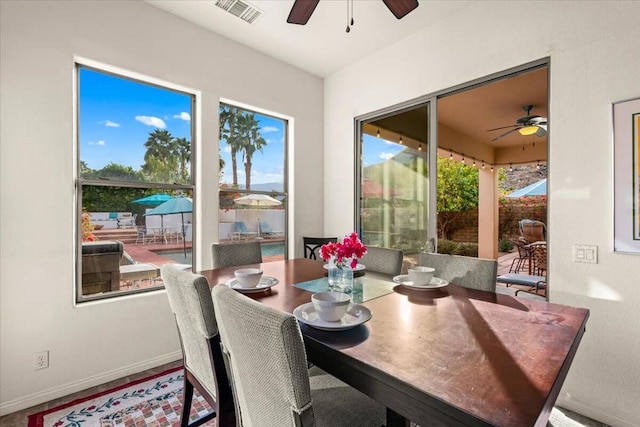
452 242 478 257
498 238 514 252
437 239 458 254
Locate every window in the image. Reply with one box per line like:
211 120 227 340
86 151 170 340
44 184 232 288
218 103 287 259
76 65 195 302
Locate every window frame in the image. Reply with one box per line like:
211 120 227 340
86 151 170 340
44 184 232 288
75 62 196 303
218 101 289 258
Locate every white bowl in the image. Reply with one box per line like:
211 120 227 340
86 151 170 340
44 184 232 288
311 292 350 322
234 268 263 288
408 266 435 286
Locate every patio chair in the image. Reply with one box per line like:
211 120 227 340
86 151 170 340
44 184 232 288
302 237 337 260
211 284 386 427
232 221 259 240
211 241 262 269
519 219 546 243
135 225 148 245
359 246 404 276
508 238 531 275
258 220 283 238
418 253 497 292
117 213 136 229
160 264 236 427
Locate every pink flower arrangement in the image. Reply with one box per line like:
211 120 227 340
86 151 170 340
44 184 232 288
320 232 367 269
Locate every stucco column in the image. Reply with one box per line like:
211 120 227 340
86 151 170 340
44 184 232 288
478 168 498 259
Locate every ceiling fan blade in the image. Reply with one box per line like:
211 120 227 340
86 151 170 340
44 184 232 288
287 0 320 25
382 0 419 19
491 127 519 142
486 124 518 132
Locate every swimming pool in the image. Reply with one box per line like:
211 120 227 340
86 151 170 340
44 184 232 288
156 242 284 264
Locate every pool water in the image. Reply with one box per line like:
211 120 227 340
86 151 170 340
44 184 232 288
156 242 284 265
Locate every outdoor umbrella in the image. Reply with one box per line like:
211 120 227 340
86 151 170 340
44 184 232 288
506 178 547 198
234 194 282 207
144 197 192 257
132 193 173 206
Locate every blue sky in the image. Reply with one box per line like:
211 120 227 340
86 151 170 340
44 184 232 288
79 67 193 171
79 67 401 183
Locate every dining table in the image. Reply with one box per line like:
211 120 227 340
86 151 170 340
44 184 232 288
199 258 589 427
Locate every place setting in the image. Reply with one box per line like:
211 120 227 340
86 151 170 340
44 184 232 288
393 266 449 291
223 268 278 293
293 291 372 331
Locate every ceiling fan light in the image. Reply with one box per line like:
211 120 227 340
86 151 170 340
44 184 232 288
519 126 538 136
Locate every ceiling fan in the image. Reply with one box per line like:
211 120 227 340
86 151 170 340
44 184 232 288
287 0 419 26
487 105 548 142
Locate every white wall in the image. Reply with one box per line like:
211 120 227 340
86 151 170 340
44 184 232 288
0 0 323 414
324 1 640 425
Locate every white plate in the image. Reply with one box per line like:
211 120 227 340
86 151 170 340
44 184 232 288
293 302 372 331
224 276 279 293
323 263 366 272
392 275 449 290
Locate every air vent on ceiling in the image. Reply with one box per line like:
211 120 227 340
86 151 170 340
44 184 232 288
214 0 263 24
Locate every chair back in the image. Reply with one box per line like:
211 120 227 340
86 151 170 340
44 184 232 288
211 241 262 269
530 243 547 275
303 237 337 260
161 264 220 400
519 219 546 243
418 253 497 292
212 285 315 427
359 246 404 276
259 221 270 234
234 221 249 233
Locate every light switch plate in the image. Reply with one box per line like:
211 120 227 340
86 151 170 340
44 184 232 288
573 244 598 264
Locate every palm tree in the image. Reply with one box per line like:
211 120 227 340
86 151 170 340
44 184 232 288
237 113 267 190
219 106 243 187
174 137 191 182
143 129 175 176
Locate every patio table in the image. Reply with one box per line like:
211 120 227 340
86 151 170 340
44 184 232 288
199 258 589 427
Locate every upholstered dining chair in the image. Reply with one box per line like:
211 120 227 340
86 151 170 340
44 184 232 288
160 264 236 427
211 241 262 269
418 253 497 292
211 284 385 427
359 246 404 276
302 236 337 260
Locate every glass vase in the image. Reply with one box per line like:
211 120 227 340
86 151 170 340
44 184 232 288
328 266 354 293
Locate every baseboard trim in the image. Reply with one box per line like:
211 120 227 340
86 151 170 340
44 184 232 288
557 396 636 427
0 351 182 416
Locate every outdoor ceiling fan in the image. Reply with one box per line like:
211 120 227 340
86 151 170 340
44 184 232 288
287 0 419 26
487 105 548 142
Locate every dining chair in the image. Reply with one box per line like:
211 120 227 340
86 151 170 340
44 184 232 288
519 219 546 243
418 253 497 292
160 264 236 427
211 241 262 269
302 236 337 260
508 238 530 275
359 246 404 276
211 284 386 427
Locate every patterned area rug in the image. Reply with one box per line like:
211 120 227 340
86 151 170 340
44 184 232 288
27 367 215 427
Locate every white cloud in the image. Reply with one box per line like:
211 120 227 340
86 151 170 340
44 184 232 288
88 140 106 146
223 146 232 153
103 120 120 128
379 152 395 160
135 115 166 128
261 126 278 133
173 112 191 121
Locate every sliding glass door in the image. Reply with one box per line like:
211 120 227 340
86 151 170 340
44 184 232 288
355 101 436 259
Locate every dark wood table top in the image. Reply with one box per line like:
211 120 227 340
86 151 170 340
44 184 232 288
200 258 589 427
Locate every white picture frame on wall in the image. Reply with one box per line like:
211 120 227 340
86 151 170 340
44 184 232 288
613 97 640 254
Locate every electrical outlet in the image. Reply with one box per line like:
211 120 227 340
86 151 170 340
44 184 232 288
34 351 49 370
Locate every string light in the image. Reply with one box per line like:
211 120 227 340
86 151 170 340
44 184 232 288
509 163 513 172
449 151 453 160
482 161 485 169
376 128 380 138
418 142 422 151
399 135 403 144
461 154 465 164
472 158 476 167
537 161 541 169
490 165 494 172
